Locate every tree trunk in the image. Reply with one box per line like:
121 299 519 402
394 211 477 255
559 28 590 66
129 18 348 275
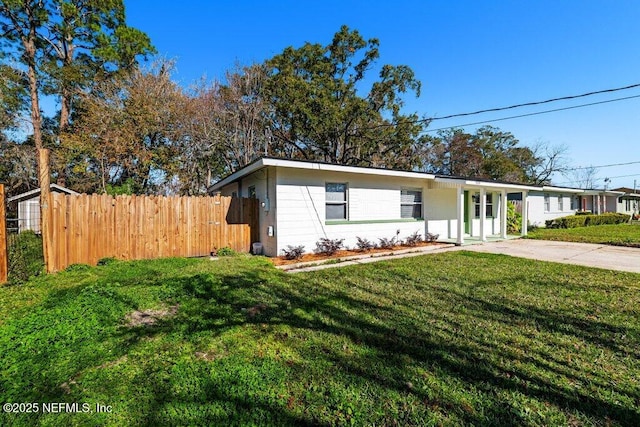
59 88 71 132
59 37 75 132
24 38 42 150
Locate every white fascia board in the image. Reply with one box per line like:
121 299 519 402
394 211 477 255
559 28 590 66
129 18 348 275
434 177 539 191
7 184 77 202
209 158 436 192
260 158 436 180
8 188 40 202
541 186 585 194
50 183 78 195
582 190 625 196
208 159 267 192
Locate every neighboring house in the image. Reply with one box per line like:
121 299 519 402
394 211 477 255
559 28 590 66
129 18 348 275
523 187 584 227
613 187 640 216
209 157 537 256
7 184 78 234
512 186 633 227
579 189 625 215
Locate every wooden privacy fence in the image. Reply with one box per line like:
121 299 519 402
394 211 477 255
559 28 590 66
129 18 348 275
44 193 259 272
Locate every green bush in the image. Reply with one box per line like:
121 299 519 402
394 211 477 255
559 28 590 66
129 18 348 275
546 213 630 229
507 201 522 233
7 231 44 284
215 247 236 257
97 257 118 266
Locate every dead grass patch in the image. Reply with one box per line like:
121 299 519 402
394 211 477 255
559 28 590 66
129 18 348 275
125 304 179 327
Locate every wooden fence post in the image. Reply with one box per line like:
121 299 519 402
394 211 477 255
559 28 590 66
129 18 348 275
38 148 54 273
0 184 8 284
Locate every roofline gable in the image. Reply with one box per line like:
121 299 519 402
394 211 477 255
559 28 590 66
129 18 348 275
7 184 78 203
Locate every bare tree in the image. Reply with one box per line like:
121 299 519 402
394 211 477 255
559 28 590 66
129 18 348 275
571 165 599 189
177 63 269 194
527 141 569 185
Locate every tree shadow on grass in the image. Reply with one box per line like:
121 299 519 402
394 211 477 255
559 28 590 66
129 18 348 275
118 265 640 425
3 257 639 426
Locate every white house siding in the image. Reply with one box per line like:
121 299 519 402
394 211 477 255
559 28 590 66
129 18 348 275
220 167 278 256
18 198 41 233
274 168 429 255
527 191 577 226
423 188 458 239
618 197 639 215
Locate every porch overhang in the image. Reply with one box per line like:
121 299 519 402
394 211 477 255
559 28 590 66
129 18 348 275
582 190 625 197
434 177 538 192
541 186 584 194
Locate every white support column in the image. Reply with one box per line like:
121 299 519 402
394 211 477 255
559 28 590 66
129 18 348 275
479 188 487 241
456 187 464 245
521 191 528 236
500 190 508 238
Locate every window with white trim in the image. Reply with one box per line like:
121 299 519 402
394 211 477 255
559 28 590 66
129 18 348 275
544 194 550 212
401 189 422 219
557 195 563 211
326 183 347 220
474 192 493 217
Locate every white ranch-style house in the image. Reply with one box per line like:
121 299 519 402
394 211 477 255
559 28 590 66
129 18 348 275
209 158 537 257
210 158 636 257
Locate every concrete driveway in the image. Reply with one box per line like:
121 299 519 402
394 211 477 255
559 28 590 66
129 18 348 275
461 239 640 273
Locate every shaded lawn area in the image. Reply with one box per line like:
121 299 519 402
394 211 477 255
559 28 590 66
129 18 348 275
0 253 639 426
527 223 640 247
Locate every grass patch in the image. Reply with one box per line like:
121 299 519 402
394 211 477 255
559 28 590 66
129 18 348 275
528 223 640 247
0 253 639 425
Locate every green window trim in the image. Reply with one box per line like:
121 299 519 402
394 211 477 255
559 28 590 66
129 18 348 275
326 218 425 225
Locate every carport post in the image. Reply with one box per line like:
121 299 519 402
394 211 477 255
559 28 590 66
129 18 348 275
456 187 464 245
521 191 528 236
479 188 487 241
500 190 508 238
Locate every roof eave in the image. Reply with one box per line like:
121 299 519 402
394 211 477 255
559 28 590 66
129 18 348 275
434 177 539 191
208 158 438 192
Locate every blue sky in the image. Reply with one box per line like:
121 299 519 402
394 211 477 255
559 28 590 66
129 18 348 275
124 0 640 189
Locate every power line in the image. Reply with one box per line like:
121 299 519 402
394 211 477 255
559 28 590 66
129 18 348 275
565 160 640 171
370 82 640 130
428 82 640 121
422 95 640 133
596 173 640 180
555 173 640 186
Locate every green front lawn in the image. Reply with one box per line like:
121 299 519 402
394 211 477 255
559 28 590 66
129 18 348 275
528 223 640 247
1 253 639 426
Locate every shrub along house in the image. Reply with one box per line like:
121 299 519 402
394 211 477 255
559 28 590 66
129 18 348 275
512 187 631 227
208 157 537 257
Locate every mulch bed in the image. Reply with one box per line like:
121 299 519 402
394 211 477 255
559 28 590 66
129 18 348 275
271 241 442 266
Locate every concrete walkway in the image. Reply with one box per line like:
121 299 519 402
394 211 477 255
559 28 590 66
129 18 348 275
460 239 640 274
